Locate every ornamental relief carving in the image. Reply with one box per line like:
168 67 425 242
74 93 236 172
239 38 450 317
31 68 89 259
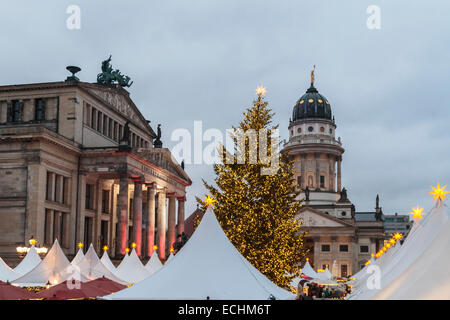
88 89 137 122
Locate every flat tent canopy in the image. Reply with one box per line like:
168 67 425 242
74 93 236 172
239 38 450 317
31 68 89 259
105 209 295 300
0 281 35 300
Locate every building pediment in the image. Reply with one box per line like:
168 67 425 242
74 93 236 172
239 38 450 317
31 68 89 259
80 83 156 137
134 148 191 185
296 206 355 228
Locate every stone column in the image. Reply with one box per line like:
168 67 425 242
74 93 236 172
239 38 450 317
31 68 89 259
315 153 320 189
110 183 118 253
76 174 86 246
133 180 143 256
157 189 167 260
53 211 61 243
47 172 56 201
176 196 186 236
146 183 156 257
45 209 54 245
167 193 176 254
116 176 129 256
25 164 47 244
300 154 306 189
337 156 342 192
94 180 103 250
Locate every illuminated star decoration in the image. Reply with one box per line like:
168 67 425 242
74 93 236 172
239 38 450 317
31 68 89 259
103 245 108 251
77 242 84 249
255 85 267 97
202 194 217 208
429 183 450 202
409 205 425 220
393 233 403 241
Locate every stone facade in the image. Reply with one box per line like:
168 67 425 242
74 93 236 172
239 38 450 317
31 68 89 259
0 79 191 262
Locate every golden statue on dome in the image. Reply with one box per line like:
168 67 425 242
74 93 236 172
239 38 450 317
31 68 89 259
311 65 316 85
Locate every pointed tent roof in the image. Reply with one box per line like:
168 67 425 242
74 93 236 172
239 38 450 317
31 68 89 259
13 239 88 286
116 252 129 270
76 244 127 285
105 210 295 300
13 245 42 276
71 248 85 266
324 267 332 280
145 251 163 275
100 251 118 274
350 203 448 300
374 205 450 300
115 248 150 284
301 260 318 279
166 253 175 263
0 258 19 282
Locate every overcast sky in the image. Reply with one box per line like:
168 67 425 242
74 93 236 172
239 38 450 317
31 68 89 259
1 1 449 218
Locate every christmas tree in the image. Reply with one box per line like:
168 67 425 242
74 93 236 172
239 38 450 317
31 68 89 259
197 86 306 290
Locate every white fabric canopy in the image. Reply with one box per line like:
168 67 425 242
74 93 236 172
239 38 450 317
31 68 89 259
0 257 19 282
374 203 450 299
115 248 150 284
349 203 448 300
100 251 118 275
71 248 85 266
324 267 333 279
105 209 295 300
301 260 318 279
145 251 163 275
76 244 127 284
13 239 88 286
13 245 42 276
166 253 175 263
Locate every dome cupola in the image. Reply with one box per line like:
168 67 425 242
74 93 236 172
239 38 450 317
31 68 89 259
292 68 332 122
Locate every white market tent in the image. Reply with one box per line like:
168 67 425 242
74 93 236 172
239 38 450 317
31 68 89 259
105 209 295 300
373 204 450 299
324 267 333 280
144 251 163 275
349 203 448 300
166 253 175 263
115 248 150 284
0 257 19 282
13 245 42 276
76 244 127 285
301 260 318 279
71 248 85 266
13 239 88 286
116 251 129 270
100 250 118 275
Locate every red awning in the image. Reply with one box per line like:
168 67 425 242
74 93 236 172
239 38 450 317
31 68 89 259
85 277 127 294
0 281 36 300
36 280 111 300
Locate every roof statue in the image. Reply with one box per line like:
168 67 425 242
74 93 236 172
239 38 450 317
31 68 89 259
97 55 133 88
153 124 163 148
310 65 316 85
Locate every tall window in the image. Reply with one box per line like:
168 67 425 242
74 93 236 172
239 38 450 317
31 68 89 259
102 190 110 213
8 100 23 123
35 99 46 121
321 244 331 252
97 111 102 132
339 244 349 252
103 115 108 136
85 184 94 210
320 175 325 188
360 245 369 253
297 175 302 187
341 264 348 277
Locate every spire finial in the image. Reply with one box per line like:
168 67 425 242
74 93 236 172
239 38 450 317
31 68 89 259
310 65 316 86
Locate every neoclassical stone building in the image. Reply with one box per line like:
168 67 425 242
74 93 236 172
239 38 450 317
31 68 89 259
282 74 385 277
0 63 191 261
